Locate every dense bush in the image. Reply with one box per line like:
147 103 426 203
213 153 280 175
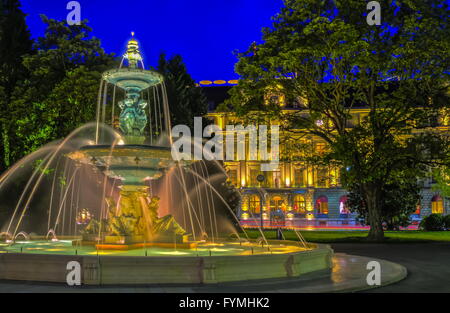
443 215 450 230
420 214 445 231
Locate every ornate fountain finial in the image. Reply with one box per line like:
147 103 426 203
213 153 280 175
125 32 142 69
100 35 163 144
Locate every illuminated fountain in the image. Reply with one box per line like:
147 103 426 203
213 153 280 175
0 34 335 286
67 34 190 249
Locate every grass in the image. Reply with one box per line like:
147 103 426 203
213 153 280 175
239 229 450 243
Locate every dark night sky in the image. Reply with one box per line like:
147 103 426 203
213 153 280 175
21 0 284 82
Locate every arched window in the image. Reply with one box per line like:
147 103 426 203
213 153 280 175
339 196 349 214
431 195 444 214
316 196 329 215
249 194 261 214
293 195 306 214
270 196 285 212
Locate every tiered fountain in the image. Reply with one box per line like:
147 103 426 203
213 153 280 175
68 34 191 249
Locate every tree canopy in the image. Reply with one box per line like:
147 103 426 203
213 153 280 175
227 0 450 240
154 53 208 131
4 15 115 163
0 0 33 170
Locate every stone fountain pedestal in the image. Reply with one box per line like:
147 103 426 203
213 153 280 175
76 181 194 250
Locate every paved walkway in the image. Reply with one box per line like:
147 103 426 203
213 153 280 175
331 242 450 293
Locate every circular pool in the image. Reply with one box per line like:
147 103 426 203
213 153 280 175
0 240 333 285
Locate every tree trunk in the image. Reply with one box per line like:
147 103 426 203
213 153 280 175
365 184 384 241
0 122 7 173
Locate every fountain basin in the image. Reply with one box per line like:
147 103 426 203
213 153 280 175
0 240 332 285
68 144 175 183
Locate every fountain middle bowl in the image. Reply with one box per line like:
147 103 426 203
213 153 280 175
68 144 176 183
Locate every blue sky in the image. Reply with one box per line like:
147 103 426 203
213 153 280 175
21 0 284 82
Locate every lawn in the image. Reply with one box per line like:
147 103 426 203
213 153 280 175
240 229 450 243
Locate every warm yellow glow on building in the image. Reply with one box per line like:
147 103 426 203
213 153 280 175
432 196 444 214
207 88 449 224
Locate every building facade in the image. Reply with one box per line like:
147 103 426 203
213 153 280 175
206 91 449 229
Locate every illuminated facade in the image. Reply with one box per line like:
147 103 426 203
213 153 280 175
206 88 450 229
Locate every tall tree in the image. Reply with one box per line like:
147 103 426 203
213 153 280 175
227 0 450 240
155 53 208 130
0 0 33 170
7 16 114 162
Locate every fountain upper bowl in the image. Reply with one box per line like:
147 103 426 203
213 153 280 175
102 68 164 91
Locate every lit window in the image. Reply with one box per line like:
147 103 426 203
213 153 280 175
293 195 306 214
316 196 329 215
227 169 238 186
270 196 285 212
431 195 444 214
316 143 327 154
249 195 261 214
294 167 306 187
339 196 349 214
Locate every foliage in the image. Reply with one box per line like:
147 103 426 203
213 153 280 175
0 0 33 171
419 214 445 231
227 0 450 241
215 102 232 113
4 16 115 164
32 159 54 176
347 177 421 230
433 167 450 198
221 180 241 213
154 53 208 130
443 215 450 230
